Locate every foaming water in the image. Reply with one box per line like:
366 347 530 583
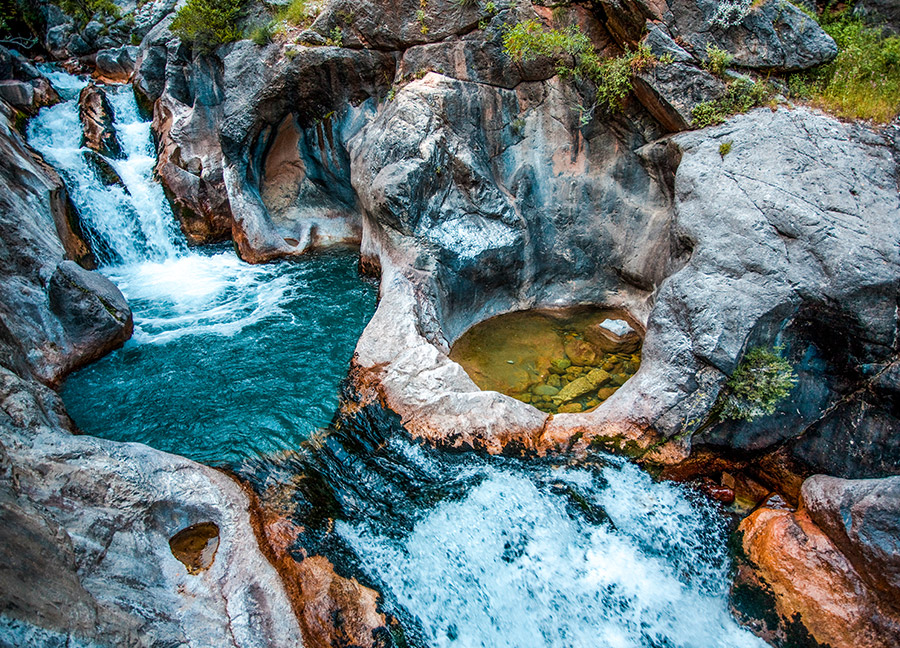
337 458 766 648
28 70 377 465
61 249 376 466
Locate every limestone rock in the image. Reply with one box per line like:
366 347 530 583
94 46 139 83
663 0 838 71
78 83 122 158
586 318 641 353
633 61 726 132
0 367 305 648
48 260 133 367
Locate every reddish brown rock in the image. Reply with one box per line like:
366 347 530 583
739 507 900 648
78 82 121 158
247 491 390 648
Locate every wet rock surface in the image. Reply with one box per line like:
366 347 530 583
738 476 900 648
1 81 304 647
78 82 122 158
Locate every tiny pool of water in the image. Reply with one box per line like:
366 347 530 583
61 248 377 467
449 307 642 414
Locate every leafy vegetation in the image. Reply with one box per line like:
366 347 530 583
691 77 772 128
170 0 245 52
718 140 732 157
277 0 316 27
717 347 797 421
55 0 120 27
704 43 733 76
249 21 273 45
788 9 900 123
325 26 343 47
502 20 662 113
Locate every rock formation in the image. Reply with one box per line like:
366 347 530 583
0 85 304 646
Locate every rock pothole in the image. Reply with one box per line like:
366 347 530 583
449 307 643 415
169 521 220 575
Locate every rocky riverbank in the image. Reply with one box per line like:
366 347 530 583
1 0 899 645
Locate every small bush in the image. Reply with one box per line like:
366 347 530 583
277 0 315 26
54 0 120 27
718 347 797 421
719 140 732 157
691 77 772 127
249 21 273 45
712 0 752 29
502 21 662 113
704 43 733 76
170 0 245 52
325 25 343 46
787 12 900 123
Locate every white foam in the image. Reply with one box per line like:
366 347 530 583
339 463 767 648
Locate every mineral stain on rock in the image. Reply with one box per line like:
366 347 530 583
449 307 643 414
169 522 220 575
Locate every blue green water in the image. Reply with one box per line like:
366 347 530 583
60 248 376 467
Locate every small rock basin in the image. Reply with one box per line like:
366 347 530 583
449 307 643 414
169 522 220 575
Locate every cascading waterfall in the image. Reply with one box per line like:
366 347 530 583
28 69 184 263
30 69 769 648
28 70 376 465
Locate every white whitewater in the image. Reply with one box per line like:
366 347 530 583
339 443 769 648
27 71 291 343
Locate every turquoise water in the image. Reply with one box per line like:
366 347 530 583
61 248 376 467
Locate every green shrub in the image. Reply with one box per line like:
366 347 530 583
691 77 772 128
718 140 732 157
787 11 900 123
54 0 120 27
325 25 343 46
277 0 314 26
502 20 661 113
249 21 272 45
704 43 733 76
170 0 245 52
718 347 797 421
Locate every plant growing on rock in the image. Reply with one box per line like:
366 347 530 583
787 10 900 123
712 0 753 29
277 0 318 27
170 0 245 52
717 347 797 421
54 0 120 27
502 20 661 113
704 43 733 76
691 77 772 128
325 26 343 46
249 21 273 45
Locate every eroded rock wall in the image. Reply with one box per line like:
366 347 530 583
0 95 304 647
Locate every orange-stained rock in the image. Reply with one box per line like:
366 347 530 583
245 488 389 648
739 507 900 648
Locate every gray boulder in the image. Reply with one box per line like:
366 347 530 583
662 0 838 71
78 83 122 158
48 260 133 366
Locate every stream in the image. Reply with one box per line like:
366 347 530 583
29 70 769 648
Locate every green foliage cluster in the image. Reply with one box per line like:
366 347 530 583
691 77 772 128
718 347 797 421
718 140 732 157
502 20 661 113
788 10 900 123
170 0 245 52
249 21 272 45
55 0 120 27
0 0 44 41
325 25 343 46
277 0 315 27
704 43 733 76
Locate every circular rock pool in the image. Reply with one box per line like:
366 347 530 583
449 307 643 414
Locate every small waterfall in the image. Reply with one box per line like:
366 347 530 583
27 70 184 265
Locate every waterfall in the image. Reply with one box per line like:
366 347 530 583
27 69 184 265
